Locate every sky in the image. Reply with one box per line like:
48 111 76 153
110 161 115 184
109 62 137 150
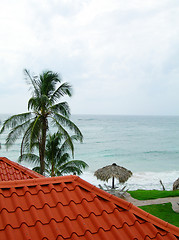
0 0 179 115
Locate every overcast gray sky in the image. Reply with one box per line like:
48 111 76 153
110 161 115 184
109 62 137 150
0 0 178 115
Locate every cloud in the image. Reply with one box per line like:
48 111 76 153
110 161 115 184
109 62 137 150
0 0 179 115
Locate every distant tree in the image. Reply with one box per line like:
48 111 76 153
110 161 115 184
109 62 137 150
0 69 83 175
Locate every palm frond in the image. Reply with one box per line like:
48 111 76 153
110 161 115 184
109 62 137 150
52 113 83 142
56 153 71 166
50 116 74 152
24 69 40 97
28 97 39 112
58 160 88 175
20 123 40 156
69 160 88 169
50 82 72 103
0 112 32 134
29 116 42 148
32 166 41 174
18 153 40 164
20 126 33 156
59 134 81 157
61 160 88 170
60 166 82 175
5 117 34 148
40 71 61 97
50 102 71 117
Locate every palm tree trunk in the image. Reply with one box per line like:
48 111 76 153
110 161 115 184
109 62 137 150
51 163 55 177
39 149 45 175
39 117 47 175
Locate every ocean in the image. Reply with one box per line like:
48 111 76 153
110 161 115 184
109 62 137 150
0 114 179 190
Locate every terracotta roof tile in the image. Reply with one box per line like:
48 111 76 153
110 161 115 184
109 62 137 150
0 157 43 180
0 175 178 239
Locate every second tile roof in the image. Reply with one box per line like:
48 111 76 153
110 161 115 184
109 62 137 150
0 157 43 181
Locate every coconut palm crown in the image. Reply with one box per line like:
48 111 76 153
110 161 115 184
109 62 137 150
0 69 83 175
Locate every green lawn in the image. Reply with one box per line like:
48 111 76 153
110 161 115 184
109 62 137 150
127 190 179 227
139 203 179 227
128 189 179 200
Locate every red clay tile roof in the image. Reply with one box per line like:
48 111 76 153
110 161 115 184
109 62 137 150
0 157 43 181
0 175 178 240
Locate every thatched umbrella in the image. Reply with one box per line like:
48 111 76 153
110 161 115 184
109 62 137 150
94 163 132 189
173 178 179 190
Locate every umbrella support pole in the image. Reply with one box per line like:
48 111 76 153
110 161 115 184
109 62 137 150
112 177 115 189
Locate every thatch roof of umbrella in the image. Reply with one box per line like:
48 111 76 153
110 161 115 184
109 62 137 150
94 163 132 189
173 178 179 190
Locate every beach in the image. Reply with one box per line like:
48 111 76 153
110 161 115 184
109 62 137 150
0 114 179 190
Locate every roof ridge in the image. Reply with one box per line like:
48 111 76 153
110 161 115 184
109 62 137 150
0 157 44 178
0 174 76 188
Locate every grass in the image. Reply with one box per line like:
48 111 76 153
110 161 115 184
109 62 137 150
128 189 179 200
127 190 179 227
139 203 179 227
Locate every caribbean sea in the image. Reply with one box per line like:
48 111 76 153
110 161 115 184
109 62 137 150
0 114 179 190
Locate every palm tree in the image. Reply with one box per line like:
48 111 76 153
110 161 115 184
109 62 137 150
0 69 83 175
20 132 88 177
45 132 88 176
